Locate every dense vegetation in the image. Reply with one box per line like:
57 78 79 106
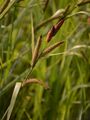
0 0 90 120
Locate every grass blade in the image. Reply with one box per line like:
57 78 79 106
7 82 21 120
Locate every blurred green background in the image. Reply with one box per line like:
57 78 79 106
0 0 90 120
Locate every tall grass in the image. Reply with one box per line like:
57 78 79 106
0 0 90 120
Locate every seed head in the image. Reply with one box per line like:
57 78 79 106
42 41 64 57
31 35 42 67
46 19 64 42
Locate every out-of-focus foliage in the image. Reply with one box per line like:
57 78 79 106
0 0 90 120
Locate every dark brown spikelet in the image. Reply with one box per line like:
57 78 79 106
46 26 56 42
54 19 64 33
46 19 64 42
31 35 42 67
42 41 64 57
